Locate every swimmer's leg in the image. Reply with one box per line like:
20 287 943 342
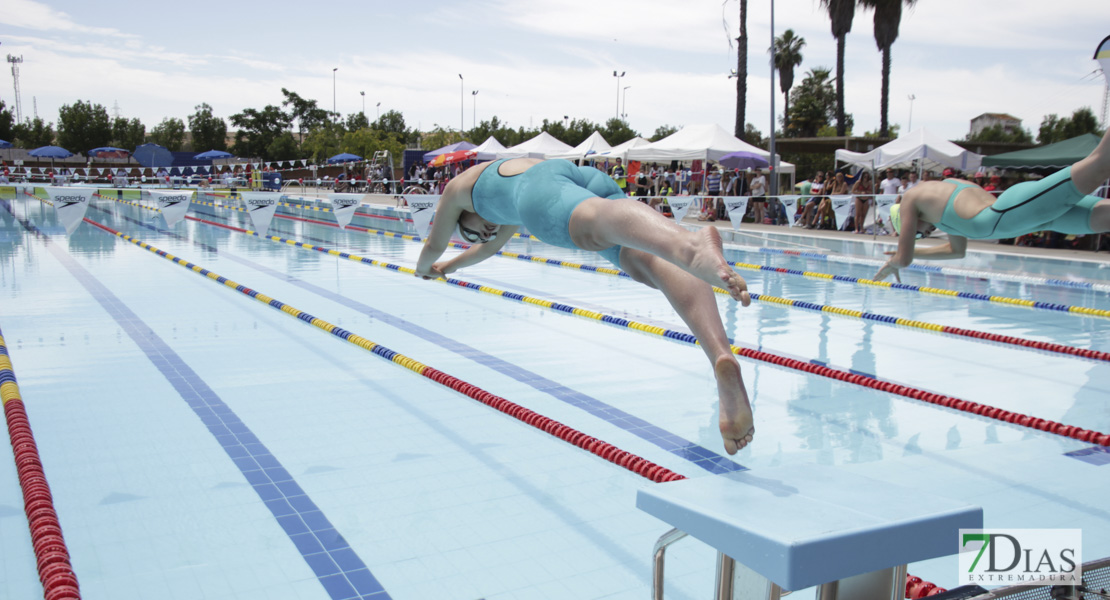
1071 127 1110 195
619 247 754 454
568 197 751 304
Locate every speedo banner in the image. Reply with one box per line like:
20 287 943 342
777 196 801 227
239 192 279 235
667 197 694 224
328 193 362 229
874 195 899 235
829 195 853 230
147 189 193 228
44 186 94 235
723 196 750 231
405 195 440 237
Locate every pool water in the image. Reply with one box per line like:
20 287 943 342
1 190 1108 600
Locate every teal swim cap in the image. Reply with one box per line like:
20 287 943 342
889 203 901 233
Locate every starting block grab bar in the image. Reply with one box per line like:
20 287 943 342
637 464 983 600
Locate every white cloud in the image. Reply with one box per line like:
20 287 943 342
0 0 138 39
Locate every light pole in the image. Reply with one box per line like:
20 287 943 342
458 74 464 133
612 70 625 120
471 90 479 129
907 94 917 132
769 0 777 195
332 68 338 118
621 86 631 121
376 102 381 121
360 91 365 119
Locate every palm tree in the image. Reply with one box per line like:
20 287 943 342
734 0 748 140
859 0 916 138
819 0 856 136
770 29 806 129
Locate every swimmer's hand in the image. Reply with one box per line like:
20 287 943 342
414 264 446 280
873 254 902 283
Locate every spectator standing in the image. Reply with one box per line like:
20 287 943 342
878 169 901 195
749 168 768 224
851 171 874 233
609 158 628 194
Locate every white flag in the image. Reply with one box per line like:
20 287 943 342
329 193 362 229
239 192 279 235
405 195 441 237
723 196 750 231
148 189 193 228
777 195 801 226
829 195 853 230
44 186 95 235
874 194 898 233
667 197 694 224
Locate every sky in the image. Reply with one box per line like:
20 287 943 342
1 0 1108 144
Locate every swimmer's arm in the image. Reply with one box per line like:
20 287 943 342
435 226 520 274
415 192 466 278
912 235 968 260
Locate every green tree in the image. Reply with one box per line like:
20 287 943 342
230 105 291 160
966 124 1032 144
599 118 638 146
150 117 186 151
112 117 146 150
342 128 405 166
188 103 227 152
13 117 55 147
863 123 901 139
859 0 916 138
786 68 838 137
418 125 470 152
734 0 749 139
771 29 806 126
0 100 14 143
819 0 856 136
651 125 679 141
281 88 330 142
345 112 369 132
57 100 112 154
300 121 346 163
744 123 768 148
266 132 301 161
467 116 518 146
1038 108 1102 144
372 110 414 143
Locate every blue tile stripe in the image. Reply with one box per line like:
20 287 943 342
176 206 746 475
6 203 391 600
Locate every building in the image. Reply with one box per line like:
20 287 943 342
969 113 1023 137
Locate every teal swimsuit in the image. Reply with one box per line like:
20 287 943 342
935 167 1101 239
472 159 627 266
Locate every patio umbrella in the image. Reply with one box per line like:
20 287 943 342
0 139 12 149
194 149 233 160
133 143 174 168
327 153 362 164
429 149 476 167
29 145 74 173
88 146 130 159
718 151 769 171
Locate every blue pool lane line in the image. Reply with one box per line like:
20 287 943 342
6 203 391 600
112 204 747 476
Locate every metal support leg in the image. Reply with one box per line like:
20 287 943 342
716 552 783 600
652 528 688 600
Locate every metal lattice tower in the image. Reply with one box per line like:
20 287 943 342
6 54 23 123
1101 74 1109 130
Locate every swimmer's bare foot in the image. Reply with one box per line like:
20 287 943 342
689 226 751 306
715 355 754 455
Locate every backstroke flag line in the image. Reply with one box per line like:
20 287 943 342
777 196 800 227
668 197 694 224
724 197 750 231
239 192 279 235
147 189 193 228
44 186 94 235
830 195 853 230
329 193 362 229
405 195 440 237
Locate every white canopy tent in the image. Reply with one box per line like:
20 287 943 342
473 136 508 161
834 128 983 173
584 136 653 162
496 131 573 159
544 131 612 161
626 124 795 174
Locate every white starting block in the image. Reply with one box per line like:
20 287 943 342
636 464 983 600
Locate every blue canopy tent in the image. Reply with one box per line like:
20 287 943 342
327 153 362 164
422 141 476 163
133 143 174 168
0 140 12 149
194 150 233 160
